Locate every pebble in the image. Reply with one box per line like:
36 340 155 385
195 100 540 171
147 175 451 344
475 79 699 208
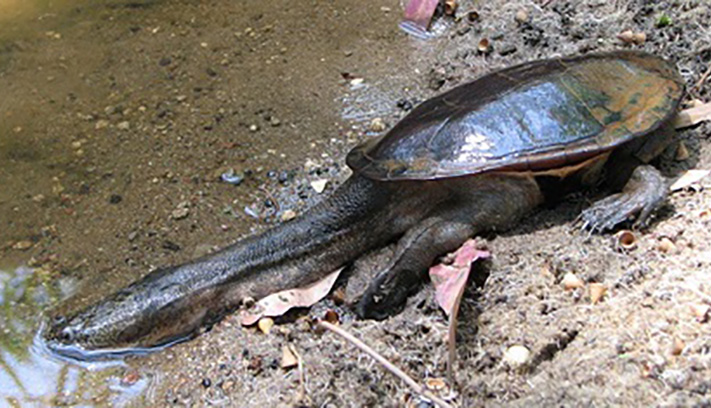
117 121 130 130
109 194 123 204
310 179 329 193
369 117 386 132
95 119 109 130
269 117 281 127
12 240 34 250
171 202 190 220
498 44 517 56
249 124 259 132
281 210 296 221
503 345 531 368
221 169 244 185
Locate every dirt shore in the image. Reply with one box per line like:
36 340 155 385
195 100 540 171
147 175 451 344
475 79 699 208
1 0 709 406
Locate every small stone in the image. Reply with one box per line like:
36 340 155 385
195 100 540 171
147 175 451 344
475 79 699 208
201 378 211 388
117 121 130 131
249 124 259 132
269 117 281 127
503 345 531 368
128 231 138 241
109 194 123 204
515 9 529 24
95 119 109 130
561 272 584 291
258 318 274 334
170 207 190 220
310 179 329 193
12 240 34 250
281 210 297 221
498 44 517 56
369 117 386 132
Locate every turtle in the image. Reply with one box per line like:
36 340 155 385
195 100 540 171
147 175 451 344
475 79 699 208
44 50 684 360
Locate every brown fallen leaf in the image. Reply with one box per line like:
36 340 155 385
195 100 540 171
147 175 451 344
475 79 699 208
241 268 343 326
281 345 298 369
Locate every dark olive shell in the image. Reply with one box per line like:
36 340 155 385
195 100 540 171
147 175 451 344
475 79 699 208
347 51 684 180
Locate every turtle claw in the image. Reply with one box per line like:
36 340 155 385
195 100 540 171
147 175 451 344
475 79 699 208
577 166 667 233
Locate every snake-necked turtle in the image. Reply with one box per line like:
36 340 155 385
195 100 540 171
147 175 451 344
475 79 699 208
45 51 684 359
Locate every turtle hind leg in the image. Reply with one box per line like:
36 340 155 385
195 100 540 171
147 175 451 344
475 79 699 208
355 217 476 320
579 164 667 232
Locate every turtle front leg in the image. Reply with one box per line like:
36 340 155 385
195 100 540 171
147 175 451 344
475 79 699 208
580 165 667 232
355 217 476 320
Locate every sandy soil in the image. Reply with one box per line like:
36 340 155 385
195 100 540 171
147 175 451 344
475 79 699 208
0 0 710 406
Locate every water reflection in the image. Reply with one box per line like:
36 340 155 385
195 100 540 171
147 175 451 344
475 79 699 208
0 265 153 407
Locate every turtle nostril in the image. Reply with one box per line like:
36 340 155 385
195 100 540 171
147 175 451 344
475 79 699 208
59 327 75 343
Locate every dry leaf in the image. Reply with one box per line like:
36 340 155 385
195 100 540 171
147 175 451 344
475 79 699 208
399 0 440 39
241 268 343 325
429 240 490 316
590 283 607 304
281 345 298 369
670 169 710 191
674 102 711 129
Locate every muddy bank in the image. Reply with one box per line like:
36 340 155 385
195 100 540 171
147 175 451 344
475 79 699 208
0 0 710 406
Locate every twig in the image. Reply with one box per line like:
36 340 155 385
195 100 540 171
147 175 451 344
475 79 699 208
289 344 310 405
695 65 711 91
447 278 467 385
316 321 454 408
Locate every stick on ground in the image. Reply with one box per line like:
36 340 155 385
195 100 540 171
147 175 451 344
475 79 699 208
316 320 454 408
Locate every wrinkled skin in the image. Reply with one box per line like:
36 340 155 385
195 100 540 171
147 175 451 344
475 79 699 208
43 52 682 360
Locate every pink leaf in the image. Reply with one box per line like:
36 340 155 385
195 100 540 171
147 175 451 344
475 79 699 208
241 268 343 326
399 0 439 39
429 240 490 316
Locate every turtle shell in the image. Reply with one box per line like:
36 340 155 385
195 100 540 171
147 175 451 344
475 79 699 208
346 51 684 181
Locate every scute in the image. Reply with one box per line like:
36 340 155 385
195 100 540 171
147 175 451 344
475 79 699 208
346 51 684 181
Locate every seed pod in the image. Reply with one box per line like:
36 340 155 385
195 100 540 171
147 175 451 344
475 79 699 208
444 0 458 16
615 230 637 251
562 272 585 291
657 237 676 254
590 283 607 304
477 38 492 54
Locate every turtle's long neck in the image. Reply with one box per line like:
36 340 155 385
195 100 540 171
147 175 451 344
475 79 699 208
46 175 437 355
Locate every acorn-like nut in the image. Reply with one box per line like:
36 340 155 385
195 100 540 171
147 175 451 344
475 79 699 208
590 283 608 304
670 337 685 356
618 30 635 43
562 272 585 291
444 0 458 16
615 230 637 251
477 38 492 54
657 237 676 254
675 141 690 161
632 32 646 44
690 303 710 323
258 317 274 334
515 9 529 24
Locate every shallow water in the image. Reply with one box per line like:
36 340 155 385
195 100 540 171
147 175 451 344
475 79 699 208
0 0 440 403
0 265 155 406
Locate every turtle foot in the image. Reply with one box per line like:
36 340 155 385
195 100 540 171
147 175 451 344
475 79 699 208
579 165 667 232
